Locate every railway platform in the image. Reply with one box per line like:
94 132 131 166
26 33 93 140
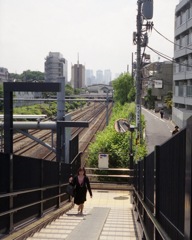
6 190 140 240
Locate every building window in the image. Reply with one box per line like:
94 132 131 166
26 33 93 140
174 63 180 73
187 85 192 97
181 10 187 24
178 85 184 96
176 15 180 28
181 35 186 47
190 5 192 18
188 54 192 71
189 30 192 44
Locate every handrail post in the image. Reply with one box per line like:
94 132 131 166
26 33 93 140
154 145 160 239
9 153 14 233
39 159 43 217
184 116 192 239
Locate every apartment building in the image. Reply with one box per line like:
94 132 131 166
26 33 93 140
44 52 68 83
173 0 192 127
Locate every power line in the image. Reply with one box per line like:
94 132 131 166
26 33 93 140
146 45 174 62
153 26 192 51
147 45 192 69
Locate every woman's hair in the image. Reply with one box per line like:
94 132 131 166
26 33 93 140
77 167 86 175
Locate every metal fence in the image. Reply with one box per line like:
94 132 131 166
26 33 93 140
0 152 81 237
133 127 187 240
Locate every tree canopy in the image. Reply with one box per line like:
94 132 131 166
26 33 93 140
9 70 44 82
112 73 135 105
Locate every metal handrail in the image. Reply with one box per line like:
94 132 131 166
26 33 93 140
133 188 172 240
0 183 68 199
0 189 68 217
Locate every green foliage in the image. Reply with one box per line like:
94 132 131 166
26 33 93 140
144 89 156 109
65 84 74 96
74 88 81 94
20 70 44 81
12 100 86 117
9 70 44 82
9 73 22 81
164 91 172 110
87 102 147 168
112 73 135 105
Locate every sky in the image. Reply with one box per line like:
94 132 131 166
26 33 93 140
0 0 179 80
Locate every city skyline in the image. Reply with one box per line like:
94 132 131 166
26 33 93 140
0 0 178 79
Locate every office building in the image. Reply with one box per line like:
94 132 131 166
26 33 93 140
71 63 85 89
44 52 68 83
173 0 192 127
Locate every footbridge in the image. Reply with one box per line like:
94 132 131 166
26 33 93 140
1 82 192 239
1 115 192 240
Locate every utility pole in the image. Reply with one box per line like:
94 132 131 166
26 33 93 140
136 0 142 140
134 0 153 141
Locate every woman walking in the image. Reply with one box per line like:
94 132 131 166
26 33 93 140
69 167 92 214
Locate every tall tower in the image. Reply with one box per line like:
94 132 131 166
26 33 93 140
44 52 68 83
71 55 85 88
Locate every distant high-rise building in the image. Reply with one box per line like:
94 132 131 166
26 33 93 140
71 63 85 89
44 52 68 83
104 69 112 84
85 69 94 86
96 70 103 84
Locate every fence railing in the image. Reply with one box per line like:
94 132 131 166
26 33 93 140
132 126 187 240
0 152 82 237
85 167 133 189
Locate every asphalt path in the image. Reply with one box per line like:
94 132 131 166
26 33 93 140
142 107 175 154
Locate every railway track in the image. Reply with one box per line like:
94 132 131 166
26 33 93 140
4 102 113 161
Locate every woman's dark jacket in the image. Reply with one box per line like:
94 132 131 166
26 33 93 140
72 175 92 205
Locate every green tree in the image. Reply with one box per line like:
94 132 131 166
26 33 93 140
20 70 44 81
74 88 81 94
112 73 135 105
144 89 155 109
65 84 74 96
9 73 22 81
164 91 172 110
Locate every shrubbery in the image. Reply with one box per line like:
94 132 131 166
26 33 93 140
86 102 147 168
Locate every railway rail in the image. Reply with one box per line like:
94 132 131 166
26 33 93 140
2 102 112 161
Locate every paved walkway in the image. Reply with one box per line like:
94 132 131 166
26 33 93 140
27 190 140 240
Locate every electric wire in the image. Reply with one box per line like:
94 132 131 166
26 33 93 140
146 45 192 69
146 46 174 62
153 26 192 51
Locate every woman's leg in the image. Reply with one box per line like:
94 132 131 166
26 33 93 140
80 203 84 213
77 205 81 212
